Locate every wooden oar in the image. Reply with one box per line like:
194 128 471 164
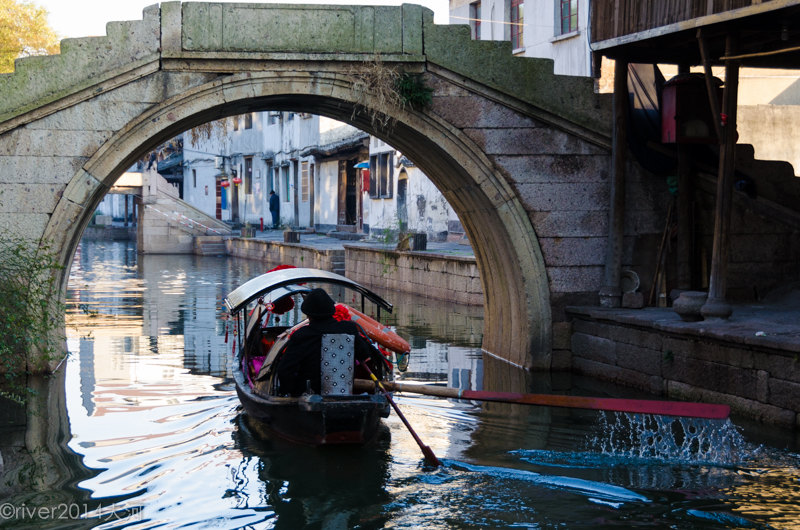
354 380 730 420
356 362 441 467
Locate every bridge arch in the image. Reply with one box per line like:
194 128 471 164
2 2 618 372
46 70 552 369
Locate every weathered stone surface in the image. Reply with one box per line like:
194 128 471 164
539 237 606 267
574 357 662 394
767 377 800 410
495 154 609 184
0 213 50 239
93 72 217 105
0 5 160 122
466 129 606 157
0 184 62 213
531 211 609 238
753 351 800 383
27 100 152 132
547 266 604 293
518 182 609 212
0 156 84 184
616 342 661 376
667 380 796 427
571 332 616 364
5 128 112 158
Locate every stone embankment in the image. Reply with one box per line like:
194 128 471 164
222 230 483 306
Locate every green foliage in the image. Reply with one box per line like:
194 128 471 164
0 231 65 401
395 73 433 110
0 0 60 73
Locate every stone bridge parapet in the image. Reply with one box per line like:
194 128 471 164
0 3 662 373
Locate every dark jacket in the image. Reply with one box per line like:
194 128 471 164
269 193 279 212
276 317 383 396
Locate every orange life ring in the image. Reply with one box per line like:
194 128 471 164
337 304 411 354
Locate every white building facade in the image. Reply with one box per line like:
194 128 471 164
449 0 590 77
364 137 461 240
182 112 463 239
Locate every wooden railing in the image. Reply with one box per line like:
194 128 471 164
591 0 771 43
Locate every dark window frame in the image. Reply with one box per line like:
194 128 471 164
559 0 578 35
470 1 481 40
511 0 523 49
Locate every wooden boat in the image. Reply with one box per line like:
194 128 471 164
224 267 410 445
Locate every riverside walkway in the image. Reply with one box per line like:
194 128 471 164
248 228 475 257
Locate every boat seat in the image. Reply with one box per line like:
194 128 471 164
320 333 355 395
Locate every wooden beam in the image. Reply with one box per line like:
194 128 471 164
697 28 725 144
676 64 694 291
720 43 800 61
599 59 628 308
702 34 739 320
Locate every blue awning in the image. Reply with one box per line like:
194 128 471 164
353 161 369 168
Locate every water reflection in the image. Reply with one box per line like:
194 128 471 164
1 240 798 529
235 416 392 529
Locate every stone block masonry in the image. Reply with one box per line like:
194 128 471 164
344 246 483 306
226 238 346 275
567 307 800 428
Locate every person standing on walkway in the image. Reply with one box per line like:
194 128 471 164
269 190 280 229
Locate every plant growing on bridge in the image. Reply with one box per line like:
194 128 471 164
350 54 432 131
0 231 64 403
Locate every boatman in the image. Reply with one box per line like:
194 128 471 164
276 288 384 396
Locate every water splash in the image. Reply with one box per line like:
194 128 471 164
586 411 756 466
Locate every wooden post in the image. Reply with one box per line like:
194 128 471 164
124 195 129 227
676 64 693 291
701 35 739 320
599 59 628 308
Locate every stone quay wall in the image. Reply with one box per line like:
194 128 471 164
222 239 483 305
225 238 345 275
568 309 800 428
344 246 483 306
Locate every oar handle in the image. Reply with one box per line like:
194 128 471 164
353 379 730 420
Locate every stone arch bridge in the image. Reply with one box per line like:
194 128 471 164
0 3 647 371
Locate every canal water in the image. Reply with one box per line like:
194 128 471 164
1 239 799 529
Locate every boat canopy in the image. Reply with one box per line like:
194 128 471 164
224 267 393 315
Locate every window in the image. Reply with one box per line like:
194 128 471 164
192 169 197 188
511 0 523 49
301 161 310 202
559 0 578 35
267 112 280 125
470 1 481 40
232 115 239 131
287 112 295 121
244 157 253 194
271 166 279 193
369 152 394 199
244 113 253 129
281 165 290 198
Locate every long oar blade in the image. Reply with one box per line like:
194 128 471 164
355 380 730 420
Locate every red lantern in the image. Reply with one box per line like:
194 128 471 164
220 180 230 188
232 176 242 185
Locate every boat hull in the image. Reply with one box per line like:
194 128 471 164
234 369 389 445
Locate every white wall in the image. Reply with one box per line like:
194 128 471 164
449 0 592 77
183 160 220 220
315 159 340 227
365 137 458 238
